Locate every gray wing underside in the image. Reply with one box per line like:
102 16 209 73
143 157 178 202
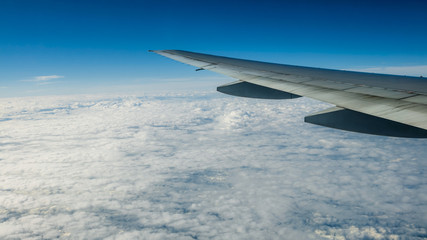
151 50 427 138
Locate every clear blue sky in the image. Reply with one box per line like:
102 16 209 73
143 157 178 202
1 0 427 97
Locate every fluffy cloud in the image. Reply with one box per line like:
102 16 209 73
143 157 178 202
0 92 426 239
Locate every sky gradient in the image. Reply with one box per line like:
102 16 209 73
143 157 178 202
1 0 427 97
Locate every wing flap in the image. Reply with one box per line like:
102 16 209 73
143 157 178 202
345 86 415 99
404 95 427 105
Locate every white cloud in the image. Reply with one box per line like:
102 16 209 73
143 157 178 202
346 65 427 76
34 75 64 81
0 92 425 239
21 75 64 85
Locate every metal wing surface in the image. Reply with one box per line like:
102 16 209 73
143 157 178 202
151 50 427 138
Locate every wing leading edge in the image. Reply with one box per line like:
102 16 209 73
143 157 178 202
151 50 427 138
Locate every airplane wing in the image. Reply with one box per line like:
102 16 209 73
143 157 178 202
150 50 427 138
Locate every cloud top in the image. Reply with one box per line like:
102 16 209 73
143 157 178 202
0 93 425 239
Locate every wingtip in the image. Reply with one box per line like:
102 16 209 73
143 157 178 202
149 49 170 54
149 49 182 53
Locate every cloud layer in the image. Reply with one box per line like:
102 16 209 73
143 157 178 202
0 93 426 239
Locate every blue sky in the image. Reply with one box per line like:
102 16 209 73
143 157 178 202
1 0 427 97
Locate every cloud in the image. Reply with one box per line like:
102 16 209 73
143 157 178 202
34 75 64 81
21 75 64 85
346 65 427 76
0 92 425 239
